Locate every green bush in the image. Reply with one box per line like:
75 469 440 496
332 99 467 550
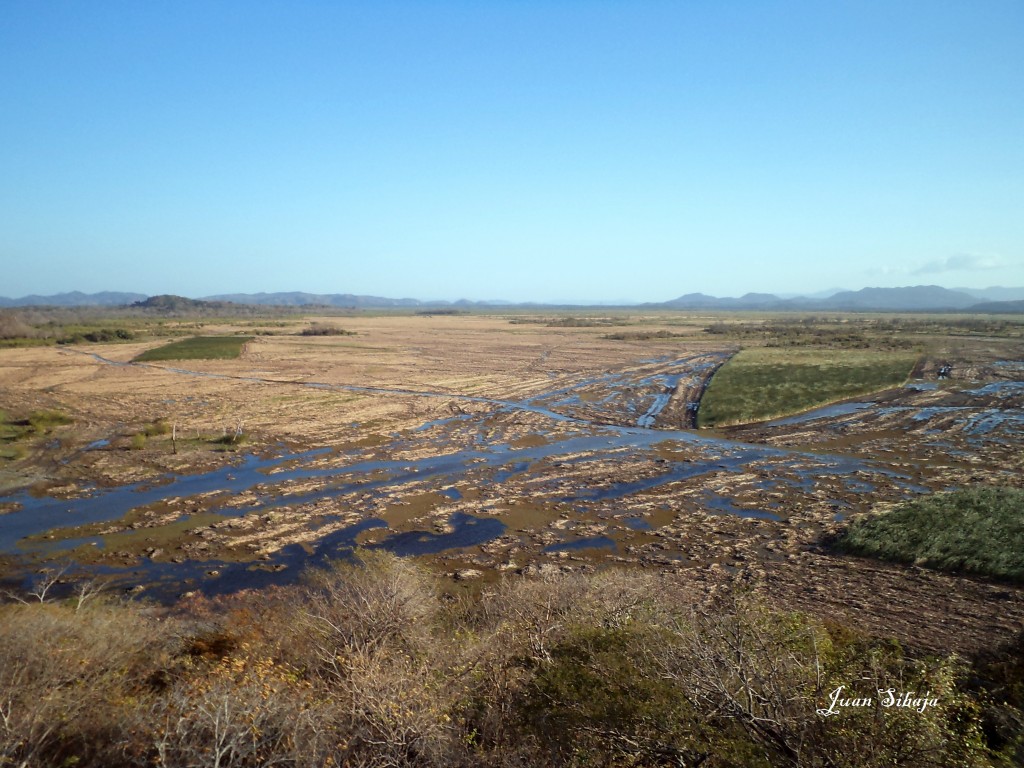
142 418 171 437
834 488 1024 582
27 409 73 432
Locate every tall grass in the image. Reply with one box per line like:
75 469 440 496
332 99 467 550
698 348 917 427
835 487 1024 582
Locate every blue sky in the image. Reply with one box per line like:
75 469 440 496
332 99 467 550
2 1 1022 302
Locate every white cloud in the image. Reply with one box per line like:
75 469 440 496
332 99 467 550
913 253 1010 275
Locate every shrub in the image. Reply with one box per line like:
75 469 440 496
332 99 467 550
0 601 169 768
142 418 171 437
299 323 355 336
27 409 73 432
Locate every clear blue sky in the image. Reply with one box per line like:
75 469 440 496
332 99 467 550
2 1 1022 302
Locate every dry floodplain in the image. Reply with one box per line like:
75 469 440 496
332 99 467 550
1 312 1023 655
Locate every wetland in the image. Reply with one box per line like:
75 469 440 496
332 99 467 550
1 310 1023 654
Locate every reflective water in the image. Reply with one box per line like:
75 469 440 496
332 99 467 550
3 351 1021 599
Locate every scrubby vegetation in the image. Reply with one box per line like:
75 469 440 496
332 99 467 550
57 327 136 344
0 311 137 347
509 317 626 327
298 323 356 336
134 336 254 362
834 488 1024 582
0 409 73 460
0 553 1018 767
698 348 917 427
603 329 688 341
703 316 1023 348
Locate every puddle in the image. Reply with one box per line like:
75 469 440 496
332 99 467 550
767 402 873 427
623 517 652 531
966 381 1024 397
371 512 505 556
700 494 782 521
543 536 617 553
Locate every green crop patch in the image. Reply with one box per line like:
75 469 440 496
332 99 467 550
697 348 917 427
834 488 1024 582
134 335 253 361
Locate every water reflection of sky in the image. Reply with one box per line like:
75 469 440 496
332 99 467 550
3 352 1021 599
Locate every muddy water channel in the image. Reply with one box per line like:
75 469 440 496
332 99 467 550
1 352 1021 601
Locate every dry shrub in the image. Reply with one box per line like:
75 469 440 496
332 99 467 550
655 593 990 767
0 313 35 340
277 551 472 766
0 600 169 768
149 650 313 768
0 562 1000 768
294 549 439 673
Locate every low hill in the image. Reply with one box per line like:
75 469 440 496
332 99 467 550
132 295 242 312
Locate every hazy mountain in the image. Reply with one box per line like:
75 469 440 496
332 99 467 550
955 287 1024 302
657 286 983 311
823 285 978 310
777 287 847 300
965 299 1024 313
202 292 517 308
660 293 724 308
659 292 793 310
2 286 1020 312
0 291 147 307
202 292 425 307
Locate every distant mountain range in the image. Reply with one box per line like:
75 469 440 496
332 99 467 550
652 285 1024 311
2 286 1024 312
201 291 516 308
0 291 147 308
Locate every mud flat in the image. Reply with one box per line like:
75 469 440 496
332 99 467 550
1 314 1023 654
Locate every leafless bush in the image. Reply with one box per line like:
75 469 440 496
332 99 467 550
295 550 438 676
0 312 36 340
149 654 310 768
0 601 168 767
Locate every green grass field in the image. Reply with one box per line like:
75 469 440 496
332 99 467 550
697 348 917 427
134 335 253 361
834 488 1024 582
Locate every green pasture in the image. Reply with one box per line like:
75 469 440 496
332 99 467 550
697 347 917 427
134 335 253 361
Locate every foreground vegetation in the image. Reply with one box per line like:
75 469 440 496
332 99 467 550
698 348 918 427
1 553 1021 767
835 488 1024 582
134 336 254 362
